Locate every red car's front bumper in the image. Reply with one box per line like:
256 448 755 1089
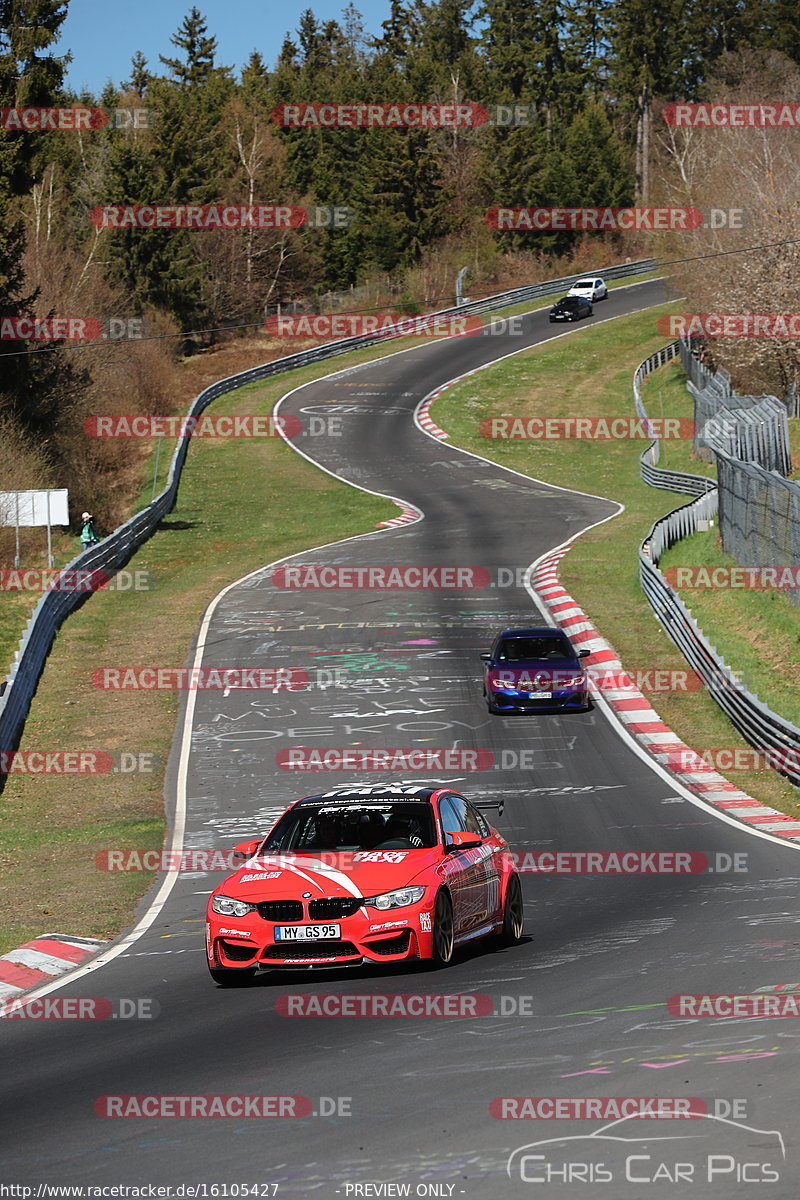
207 904 433 971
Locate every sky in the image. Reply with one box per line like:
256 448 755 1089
59 0 390 96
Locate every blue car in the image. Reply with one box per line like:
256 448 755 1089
480 626 590 714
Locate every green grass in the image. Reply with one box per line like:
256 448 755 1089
430 298 800 814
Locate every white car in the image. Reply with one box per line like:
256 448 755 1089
567 277 607 301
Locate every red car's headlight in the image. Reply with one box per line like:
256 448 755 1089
364 886 426 911
211 895 257 918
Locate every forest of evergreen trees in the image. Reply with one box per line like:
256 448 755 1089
2 0 800 526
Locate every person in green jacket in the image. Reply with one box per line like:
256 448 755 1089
80 511 99 549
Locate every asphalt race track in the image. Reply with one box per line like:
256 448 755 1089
3 279 800 1198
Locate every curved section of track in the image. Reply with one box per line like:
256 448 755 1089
2 280 799 1198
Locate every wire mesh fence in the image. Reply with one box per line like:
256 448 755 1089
678 338 800 602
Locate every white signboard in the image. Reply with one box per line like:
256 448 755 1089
0 489 70 528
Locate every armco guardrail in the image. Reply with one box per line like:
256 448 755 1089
0 258 657 759
640 493 800 788
633 340 715 497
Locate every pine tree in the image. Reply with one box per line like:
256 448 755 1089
241 51 267 88
562 100 634 204
373 0 415 61
478 0 542 100
159 6 228 87
125 51 151 98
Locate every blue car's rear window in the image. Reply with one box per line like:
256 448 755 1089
497 637 573 661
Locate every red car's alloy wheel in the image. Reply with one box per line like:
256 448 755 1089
500 873 524 945
431 890 454 965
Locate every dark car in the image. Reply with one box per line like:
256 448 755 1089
549 295 593 323
480 626 590 713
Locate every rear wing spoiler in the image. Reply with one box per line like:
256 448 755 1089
474 799 505 818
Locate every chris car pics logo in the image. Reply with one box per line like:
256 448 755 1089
506 1113 785 1187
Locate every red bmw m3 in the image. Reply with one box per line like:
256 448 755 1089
205 783 524 985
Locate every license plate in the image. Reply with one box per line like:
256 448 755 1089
274 924 341 941
518 685 552 696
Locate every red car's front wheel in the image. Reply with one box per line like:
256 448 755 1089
430 890 455 966
208 964 256 987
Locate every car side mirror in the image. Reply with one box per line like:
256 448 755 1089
578 649 590 658
480 652 491 661
232 839 261 861
445 831 482 853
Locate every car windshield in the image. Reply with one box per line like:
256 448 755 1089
574 280 593 288
497 636 573 661
560 298 580 307
261 801 437 852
